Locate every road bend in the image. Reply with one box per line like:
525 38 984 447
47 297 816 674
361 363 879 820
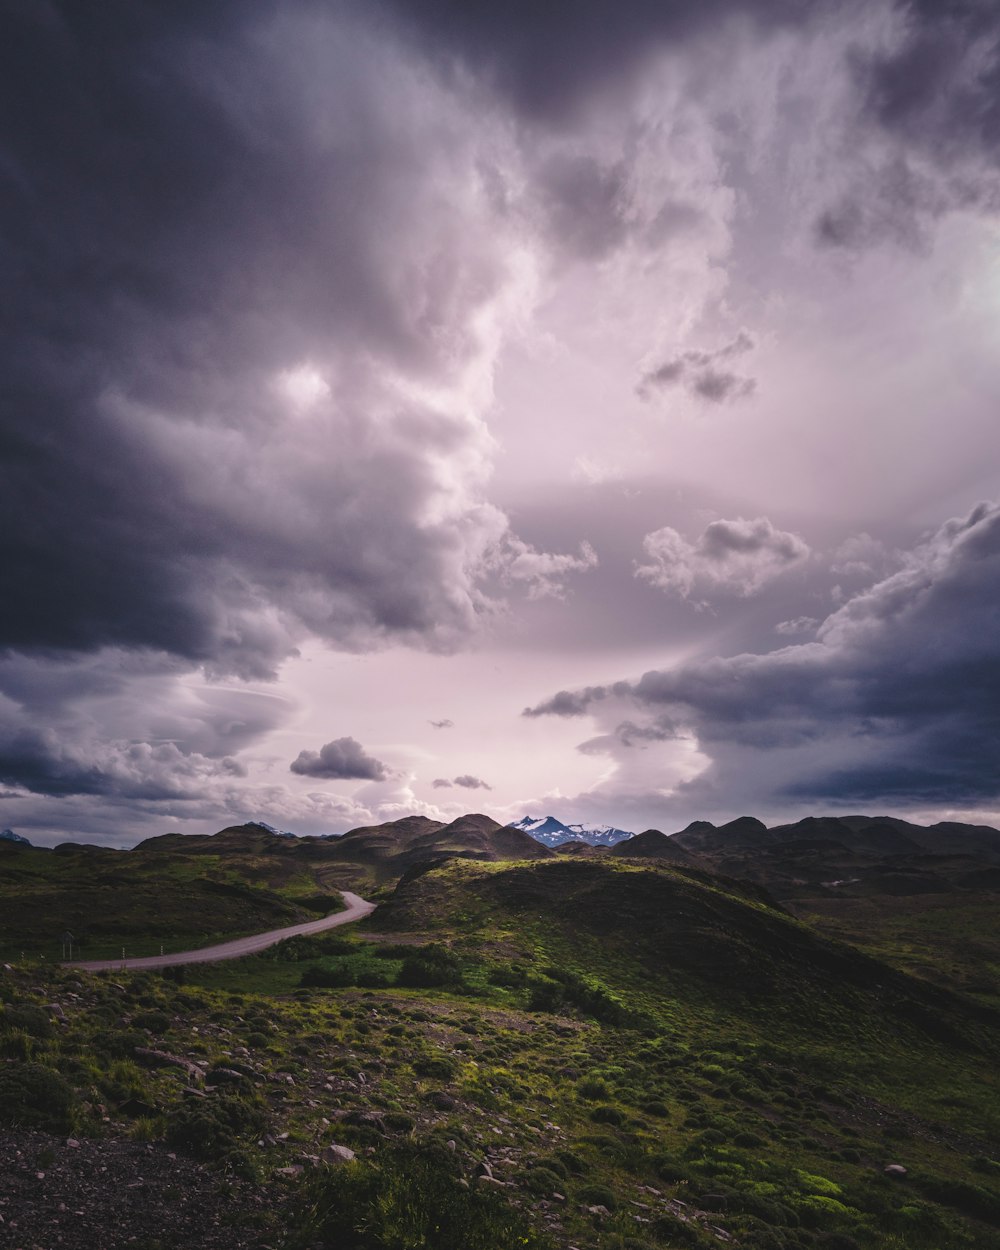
67 890 376 972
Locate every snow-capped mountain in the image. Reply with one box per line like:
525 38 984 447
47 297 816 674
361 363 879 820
0 828 30 846
507 815 633 847
247 820 297 839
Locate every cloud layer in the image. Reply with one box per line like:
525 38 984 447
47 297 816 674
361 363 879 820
528 501 1000 808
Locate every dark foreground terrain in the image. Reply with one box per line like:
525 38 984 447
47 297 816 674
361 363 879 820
1 817 999 1249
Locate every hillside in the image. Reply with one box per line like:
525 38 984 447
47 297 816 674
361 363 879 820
0 824 353 961
2 839 1000 1249
0 816 552 960
608 827 699 864
649 814 1000 1006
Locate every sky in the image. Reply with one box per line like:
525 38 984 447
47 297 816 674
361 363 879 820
2 0 1000 847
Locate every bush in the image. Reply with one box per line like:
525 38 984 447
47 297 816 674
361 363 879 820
576 1075 611 1100
382 1112 415 1134
590 1104 626 1126
0 1062 76 1131
653 1153 691 1183
299 964 356 989
577 1182 618 1210
396 945 465 989
131 1008 171 1032
412 1055 457 1081
164 1091 268 1160
1 1004 53 1039
287 1144 554 1250
526 1165 564 1195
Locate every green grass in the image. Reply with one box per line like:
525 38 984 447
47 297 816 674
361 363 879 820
0 839 348 961
1 852 998 1249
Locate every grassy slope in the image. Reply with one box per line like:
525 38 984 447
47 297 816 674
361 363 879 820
0 829 352 961
2 852 999 1249
795 892 1000 1010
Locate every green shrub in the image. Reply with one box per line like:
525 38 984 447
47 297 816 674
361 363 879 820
0 1062 75 1131
577 1182 617 1210
132 1009 171 1032
554 1148 588 1175
396 945 465 989
412 1055 457 1081
90 1027 147 1060
1 1004 53 1039
526 1165 564 1194
653 1153 691 1183
300 963 356 988
640 1099 669 1118
287 1144 554 1250
576 1074 611 1100
590 1104 626 1126
0 1029 31 1059
382 1112 415 1134
164 1091 268 1160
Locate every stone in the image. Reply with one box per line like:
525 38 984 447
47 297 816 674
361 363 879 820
323 1144 356 1165
884 1164 908 1177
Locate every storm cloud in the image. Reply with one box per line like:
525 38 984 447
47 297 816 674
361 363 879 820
0 2 597 682
529 502 1000 806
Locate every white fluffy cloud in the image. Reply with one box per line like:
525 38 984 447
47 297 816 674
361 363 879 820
636 517 810 600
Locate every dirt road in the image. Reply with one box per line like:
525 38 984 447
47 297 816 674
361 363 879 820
67 890 376 971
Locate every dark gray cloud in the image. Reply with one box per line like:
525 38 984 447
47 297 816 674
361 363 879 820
859 1 1000 165
638 331 757 404
290 737 389 782
387 0 812 121
815 1 1000 247
429 719 454 729
529 501 1000 805
523 684 629 719
0 1 541 681
453 773 492 790
0 650 288 801
0 728 246 802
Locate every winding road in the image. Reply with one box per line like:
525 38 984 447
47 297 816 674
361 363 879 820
67 890 377 972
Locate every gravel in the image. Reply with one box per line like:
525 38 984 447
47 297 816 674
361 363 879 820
0 1130 276 1250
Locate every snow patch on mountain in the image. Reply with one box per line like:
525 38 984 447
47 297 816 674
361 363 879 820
507 816 633 847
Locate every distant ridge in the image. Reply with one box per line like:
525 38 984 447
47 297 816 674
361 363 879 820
609 828 696 863
0 828 30 847
325 812 552 878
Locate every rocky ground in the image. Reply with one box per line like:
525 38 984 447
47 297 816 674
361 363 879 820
0 1130 274 1250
